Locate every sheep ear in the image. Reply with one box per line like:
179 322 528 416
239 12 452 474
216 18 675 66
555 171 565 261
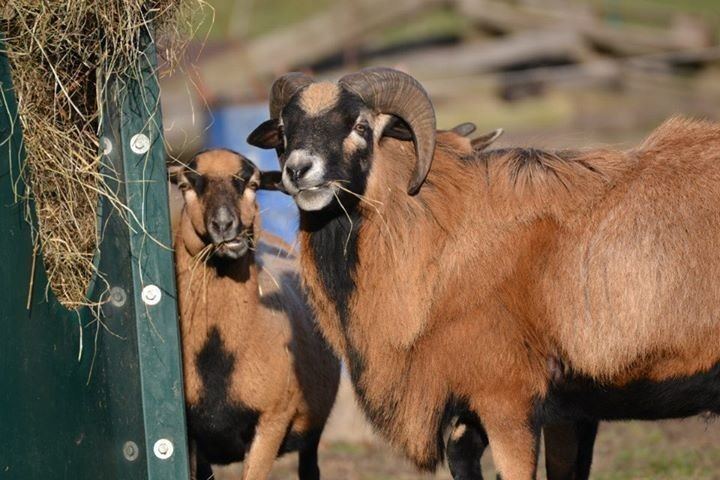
247 119 282 149
450 122 477 137
258 170 286 193
168 163 196 192
168 164 184 185
471 128 503 152
381 116 413 141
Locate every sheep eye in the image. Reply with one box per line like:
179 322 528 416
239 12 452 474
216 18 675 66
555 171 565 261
354 122 368 134
184 171 205 194
232 177 246 191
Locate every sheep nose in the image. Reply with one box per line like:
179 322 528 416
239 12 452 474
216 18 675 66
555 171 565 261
208 207 238 241
285 160 312 184
211 217 234 234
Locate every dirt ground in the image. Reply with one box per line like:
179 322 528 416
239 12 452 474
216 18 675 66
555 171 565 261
213 376 720 480
215 416 720 480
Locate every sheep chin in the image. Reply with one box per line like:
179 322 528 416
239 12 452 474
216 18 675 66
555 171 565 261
213 239 249 259
295 186 336 211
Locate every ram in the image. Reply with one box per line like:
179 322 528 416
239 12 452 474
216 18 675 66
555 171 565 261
170 149 340 480
248 68 720 480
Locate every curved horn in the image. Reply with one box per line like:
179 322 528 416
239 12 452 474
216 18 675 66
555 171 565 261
269 72 315 119
339 67 436 195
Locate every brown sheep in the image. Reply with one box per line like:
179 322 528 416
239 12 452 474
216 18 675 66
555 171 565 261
247 67 720 480
170 149 340 480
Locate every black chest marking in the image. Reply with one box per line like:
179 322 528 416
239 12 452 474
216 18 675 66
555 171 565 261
302 205 412 449
302 207 389 409
302 205 365 379
187 327 259 464
303 206 361 328
540 362 720 424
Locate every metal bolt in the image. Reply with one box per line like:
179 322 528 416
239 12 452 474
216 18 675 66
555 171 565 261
109 286 126 307
123 441 139 462
153 439 174 460
141 284 161 306
101 137 113 155
130 133 151 155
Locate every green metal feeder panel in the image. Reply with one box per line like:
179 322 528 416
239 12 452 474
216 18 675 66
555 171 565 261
0 31 190 480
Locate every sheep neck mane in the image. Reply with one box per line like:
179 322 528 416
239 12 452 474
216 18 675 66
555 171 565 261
175 212 260 330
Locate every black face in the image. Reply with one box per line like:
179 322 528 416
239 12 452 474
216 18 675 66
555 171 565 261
284 90 373 210
248 86 412 212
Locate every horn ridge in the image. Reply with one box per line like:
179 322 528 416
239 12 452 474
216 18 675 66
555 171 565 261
339 67 436 195
269 72 315 119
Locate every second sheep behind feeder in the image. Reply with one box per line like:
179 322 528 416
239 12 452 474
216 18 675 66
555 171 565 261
170 149 340 480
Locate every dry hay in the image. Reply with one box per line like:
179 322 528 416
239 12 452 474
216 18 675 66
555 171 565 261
1 1 207 308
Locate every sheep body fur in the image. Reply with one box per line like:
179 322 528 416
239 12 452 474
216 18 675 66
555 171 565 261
297 116 720 475
171 150 340 479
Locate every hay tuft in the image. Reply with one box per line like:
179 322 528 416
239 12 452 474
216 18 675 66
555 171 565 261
2 1 207 308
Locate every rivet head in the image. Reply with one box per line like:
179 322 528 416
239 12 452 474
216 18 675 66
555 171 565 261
101 137 113 155
153 439 174 460
141 284 161 305
123 441 139 461
109 286 126 307
130 133 151 154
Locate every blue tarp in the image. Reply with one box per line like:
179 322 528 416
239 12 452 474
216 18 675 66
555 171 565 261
205 103 298 245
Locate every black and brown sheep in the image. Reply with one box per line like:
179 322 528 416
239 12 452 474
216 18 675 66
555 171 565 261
170 149 340 480
247 67 720 480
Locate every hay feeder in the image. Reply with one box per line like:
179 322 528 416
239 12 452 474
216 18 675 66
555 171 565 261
0 5 193 478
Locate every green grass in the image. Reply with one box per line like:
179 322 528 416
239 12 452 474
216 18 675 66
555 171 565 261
582 0 720 18
374 7 472 46
198 0 333 40
594 449 707 480
578 0 720 37
327 440 369 455
198 1 471 44
588 420 720 480
200 0 720 40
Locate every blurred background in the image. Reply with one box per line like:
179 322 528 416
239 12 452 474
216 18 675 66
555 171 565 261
160 1 720 478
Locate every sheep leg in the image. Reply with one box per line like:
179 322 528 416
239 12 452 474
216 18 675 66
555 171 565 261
297 430 322 480
447 419 489 480
189 440 214 480
482 414 540 480
196 455 214 480
544 421 598 480
189 440 198 480
241 413 292 480
573 421 599 480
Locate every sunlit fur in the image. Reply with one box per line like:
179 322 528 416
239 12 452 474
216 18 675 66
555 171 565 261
171 151 340 479
299 82 340 117
297 117 720 479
